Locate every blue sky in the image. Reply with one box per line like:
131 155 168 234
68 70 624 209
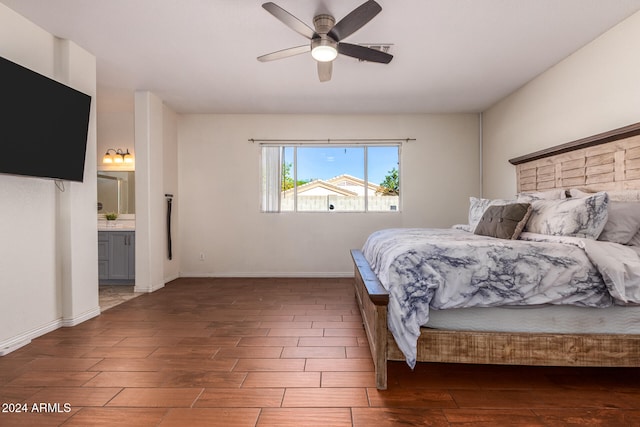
284 146 398 185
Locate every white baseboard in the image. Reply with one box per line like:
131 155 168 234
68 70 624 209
134 281 165 293
178 272 354 278
0 306 101 356
62 306 101 327
0 319 61 356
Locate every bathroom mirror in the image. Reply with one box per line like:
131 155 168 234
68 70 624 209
97 171 135 214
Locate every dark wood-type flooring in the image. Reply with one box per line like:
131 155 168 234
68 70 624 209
1 277 639 426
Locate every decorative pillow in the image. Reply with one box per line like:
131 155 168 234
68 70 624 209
525 192 609 239
517 189 566 202
474 203 532 240
598 201 640 244
468 197 514 230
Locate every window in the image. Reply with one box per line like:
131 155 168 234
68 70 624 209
261 144 400 212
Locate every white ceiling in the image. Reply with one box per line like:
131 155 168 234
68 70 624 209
3 0 640 114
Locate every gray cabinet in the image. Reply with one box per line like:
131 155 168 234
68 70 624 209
98 231 135 282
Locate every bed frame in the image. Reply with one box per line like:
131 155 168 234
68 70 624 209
352 121 640 390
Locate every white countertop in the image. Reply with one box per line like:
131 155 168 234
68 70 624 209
98 221 135 231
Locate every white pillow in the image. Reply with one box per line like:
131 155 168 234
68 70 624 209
525 192 609 239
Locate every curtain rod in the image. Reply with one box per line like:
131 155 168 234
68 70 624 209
248 138 415 144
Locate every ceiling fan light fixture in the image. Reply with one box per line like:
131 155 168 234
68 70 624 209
311 38 338 62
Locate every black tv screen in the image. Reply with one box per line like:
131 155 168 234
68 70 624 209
0 56 91 182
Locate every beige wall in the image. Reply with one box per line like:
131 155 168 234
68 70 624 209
482 10 640 199
178 114 479 276
0 3 98 351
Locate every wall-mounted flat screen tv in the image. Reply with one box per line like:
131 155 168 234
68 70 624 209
0 56 91 182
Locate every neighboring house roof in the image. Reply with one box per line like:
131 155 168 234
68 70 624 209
282 174 383 196
327 174 382 196
282 180 357 197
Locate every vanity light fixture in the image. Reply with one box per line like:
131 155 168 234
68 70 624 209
102 148 134 164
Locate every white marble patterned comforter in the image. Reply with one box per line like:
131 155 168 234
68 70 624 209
361 227 640 368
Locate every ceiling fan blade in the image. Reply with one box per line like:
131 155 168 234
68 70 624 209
262 2 316 40
328 0 382 42
257 45 310 62
337 43 393 64
317 61 332 82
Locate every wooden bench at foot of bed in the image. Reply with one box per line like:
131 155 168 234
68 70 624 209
351 249 640 390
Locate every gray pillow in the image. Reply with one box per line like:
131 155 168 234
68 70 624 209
598 201 640 244
468 197 514 230
525 192 609 239
474 203 532 240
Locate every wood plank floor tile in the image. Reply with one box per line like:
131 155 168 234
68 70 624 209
147 346 218 359
321 371 377 388
242 372 321 388
107 387 203 407
324 328 367 337
258 321 313 329
194 388 284 407
64 407 167 427
534 408 640 426
281 346 346 359
293 315 343 322
297 337 358 347
97 328 158 337
237 337 299 347
0 409 78 426
28 386 122 407
25 357 102 371
115 337 184 347
367 388 458 408
0 386 42 401
214 347 283 359
282 387 368 407
243 315 295 323
6 371 98 387
443 408 545 426
267 328 324 337
529 388 640 409
80 346 158 358
311 321 364 329
207 321 262 329
257 408 352 427
177 337 241 347
161 371 247 388
304 358 374 372
233 358 305 372
345 346 371 359
352 408 450 427
88 358 162 372
449 389 540 409
159 408 260 427
208 327 269 337
84 371 169 387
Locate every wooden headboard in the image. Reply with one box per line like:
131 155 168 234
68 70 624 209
509 122 640 193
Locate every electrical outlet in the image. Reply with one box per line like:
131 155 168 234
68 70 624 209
199 253 205 261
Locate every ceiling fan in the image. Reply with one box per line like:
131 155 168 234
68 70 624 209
257 0 393 82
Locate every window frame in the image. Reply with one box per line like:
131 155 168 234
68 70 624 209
260 142 401 213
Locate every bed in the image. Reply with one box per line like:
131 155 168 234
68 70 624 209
352 121 640 390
